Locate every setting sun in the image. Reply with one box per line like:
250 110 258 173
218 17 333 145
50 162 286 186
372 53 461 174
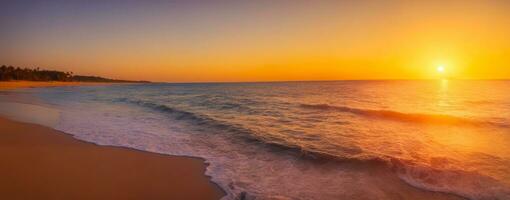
2 1 510 81
437 66 445 73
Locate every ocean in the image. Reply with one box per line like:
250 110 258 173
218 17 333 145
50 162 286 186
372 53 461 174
1 80 509 200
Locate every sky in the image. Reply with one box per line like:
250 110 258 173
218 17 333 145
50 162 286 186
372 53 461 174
1 0 510 82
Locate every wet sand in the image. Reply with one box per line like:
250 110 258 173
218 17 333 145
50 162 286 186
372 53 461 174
0 117 225 200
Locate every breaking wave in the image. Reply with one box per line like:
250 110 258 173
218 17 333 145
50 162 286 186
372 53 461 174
300 103 507 128
114 98 510 200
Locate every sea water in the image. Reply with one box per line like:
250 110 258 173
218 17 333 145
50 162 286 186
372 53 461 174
1 80 509 199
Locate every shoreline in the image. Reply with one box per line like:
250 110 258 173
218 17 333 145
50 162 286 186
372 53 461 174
0 81 140 90
0 116 225 199
0 84 472 200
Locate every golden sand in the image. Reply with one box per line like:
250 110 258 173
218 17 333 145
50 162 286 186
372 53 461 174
0 81 122 90
0 117 224 200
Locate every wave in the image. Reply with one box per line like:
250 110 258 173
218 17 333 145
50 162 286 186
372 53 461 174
114 98 509 199
300 103 507 128
274 147 510 200
263 143 510 200
391 158 510 200
249 140 510 200
113 98 367 159
113 97 267 141
115 97 221 124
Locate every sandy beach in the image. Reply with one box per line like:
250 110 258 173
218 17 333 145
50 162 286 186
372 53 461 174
0 116 225 200
0 81 123 90
0 82 224 199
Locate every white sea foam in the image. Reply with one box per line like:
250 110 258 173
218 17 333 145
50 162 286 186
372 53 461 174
49 102 415 199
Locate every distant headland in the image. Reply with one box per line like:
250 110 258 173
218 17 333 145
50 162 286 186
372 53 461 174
0 65 149 83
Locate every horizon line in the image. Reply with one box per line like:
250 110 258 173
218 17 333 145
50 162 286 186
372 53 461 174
150 78 510 84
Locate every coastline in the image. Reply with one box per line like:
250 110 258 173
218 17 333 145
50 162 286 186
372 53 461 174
0 83 473 200
0 116 225 200
0 82 225 199
0 81 137 90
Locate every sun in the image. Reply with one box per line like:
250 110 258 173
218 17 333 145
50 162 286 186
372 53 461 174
437 65 445 73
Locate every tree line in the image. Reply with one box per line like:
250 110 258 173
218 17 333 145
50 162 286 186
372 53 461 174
0 65 147 83
1 65 72 81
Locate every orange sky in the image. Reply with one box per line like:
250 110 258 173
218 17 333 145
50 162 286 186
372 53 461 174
1 1 509 82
